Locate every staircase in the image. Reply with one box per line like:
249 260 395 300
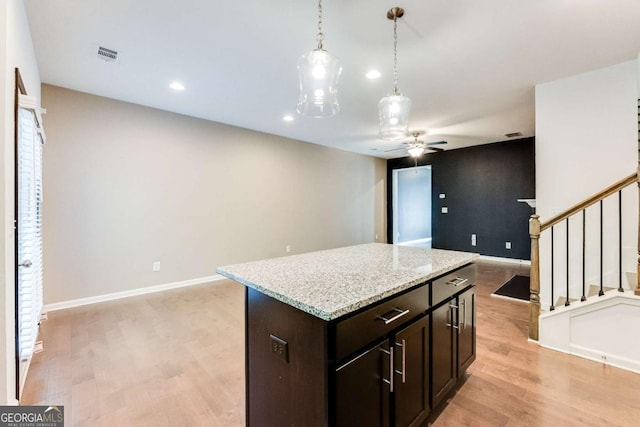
529 171 640 373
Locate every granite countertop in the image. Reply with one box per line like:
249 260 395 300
216 243 479 321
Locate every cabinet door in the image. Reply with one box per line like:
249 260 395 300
457 287 476 375
335 340 391 427
394 315 430 427
431 300 457 409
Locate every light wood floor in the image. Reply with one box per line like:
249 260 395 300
22 260 640 426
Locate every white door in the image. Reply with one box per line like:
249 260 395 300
16 95 45 398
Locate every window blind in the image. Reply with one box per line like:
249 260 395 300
17 95 45 361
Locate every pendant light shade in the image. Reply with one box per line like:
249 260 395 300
378 94 412 140
297 49 342 117
379 7 411 140
297 0 342 118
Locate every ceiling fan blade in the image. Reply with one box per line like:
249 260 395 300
371 145 406 153
428 146 445 152
426 140 447 146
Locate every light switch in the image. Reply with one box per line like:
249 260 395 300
441 207 448 214
439 193 446 199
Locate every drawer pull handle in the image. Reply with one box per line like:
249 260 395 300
445 277 468 287
394 339 406 384
380 347 394 392
446 305 459 329
377 308 410 325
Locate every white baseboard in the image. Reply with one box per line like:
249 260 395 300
538 341 640 375
478 255 531 266
570 343 640 375
42 274 227 312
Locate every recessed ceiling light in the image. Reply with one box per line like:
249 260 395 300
169 81 185 91
283 114 294 122
366 70 381 80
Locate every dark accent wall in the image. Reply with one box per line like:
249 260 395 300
387 138 535 260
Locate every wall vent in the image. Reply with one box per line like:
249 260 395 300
505 131 523 138
97 46 118 62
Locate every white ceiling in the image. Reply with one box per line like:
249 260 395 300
24 0 640 159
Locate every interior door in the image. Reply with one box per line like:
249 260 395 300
15 81 45 399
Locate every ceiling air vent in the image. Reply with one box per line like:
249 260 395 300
504 131 523 138
97 46 118 62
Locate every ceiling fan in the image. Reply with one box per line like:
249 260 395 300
373 131 448 156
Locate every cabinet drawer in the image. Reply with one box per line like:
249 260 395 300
335 285 429 362
431 263 476 307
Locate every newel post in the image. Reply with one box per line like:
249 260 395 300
529 214 541 340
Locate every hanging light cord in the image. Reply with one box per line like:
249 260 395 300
316 0 324 50
392 14 399 95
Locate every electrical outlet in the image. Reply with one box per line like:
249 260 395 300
439 193 446 199
375 234 378 240
471 234 477 246
152 261 161 271
270 334 288 362
505 242 512 249
34 340 43 353
40 312 48 322
441 207 448 214
285 245 291 253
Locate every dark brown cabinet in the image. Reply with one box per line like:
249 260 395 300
431 300 457 409
393 315 430 427
457 287 476 374
336 340 391 427
244 263 476 427
431 286 476 409
335 314 430 427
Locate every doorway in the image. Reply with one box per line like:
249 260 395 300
14 70 45 400
392 166 432 247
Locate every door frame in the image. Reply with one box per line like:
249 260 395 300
13 68 27 399
391 165 432 245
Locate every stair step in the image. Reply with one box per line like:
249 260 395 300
551 286 623 309
554 296 579 307
587 284 616 297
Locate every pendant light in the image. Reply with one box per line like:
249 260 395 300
297 0 343 118
378 7 411 140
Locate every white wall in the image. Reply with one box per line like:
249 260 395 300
0 0 41 405
535 61 638 308
41 84 387 305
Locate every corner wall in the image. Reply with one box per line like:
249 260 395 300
387 138 535 260
535 60 638 307
1 0 41 405
41 84 387 305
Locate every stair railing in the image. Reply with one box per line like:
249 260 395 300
529 170 640 341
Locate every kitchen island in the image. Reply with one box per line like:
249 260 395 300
217 243 479 426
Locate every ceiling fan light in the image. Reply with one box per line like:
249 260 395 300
408 145 424 157
297 50 342 118
378 94 411 140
